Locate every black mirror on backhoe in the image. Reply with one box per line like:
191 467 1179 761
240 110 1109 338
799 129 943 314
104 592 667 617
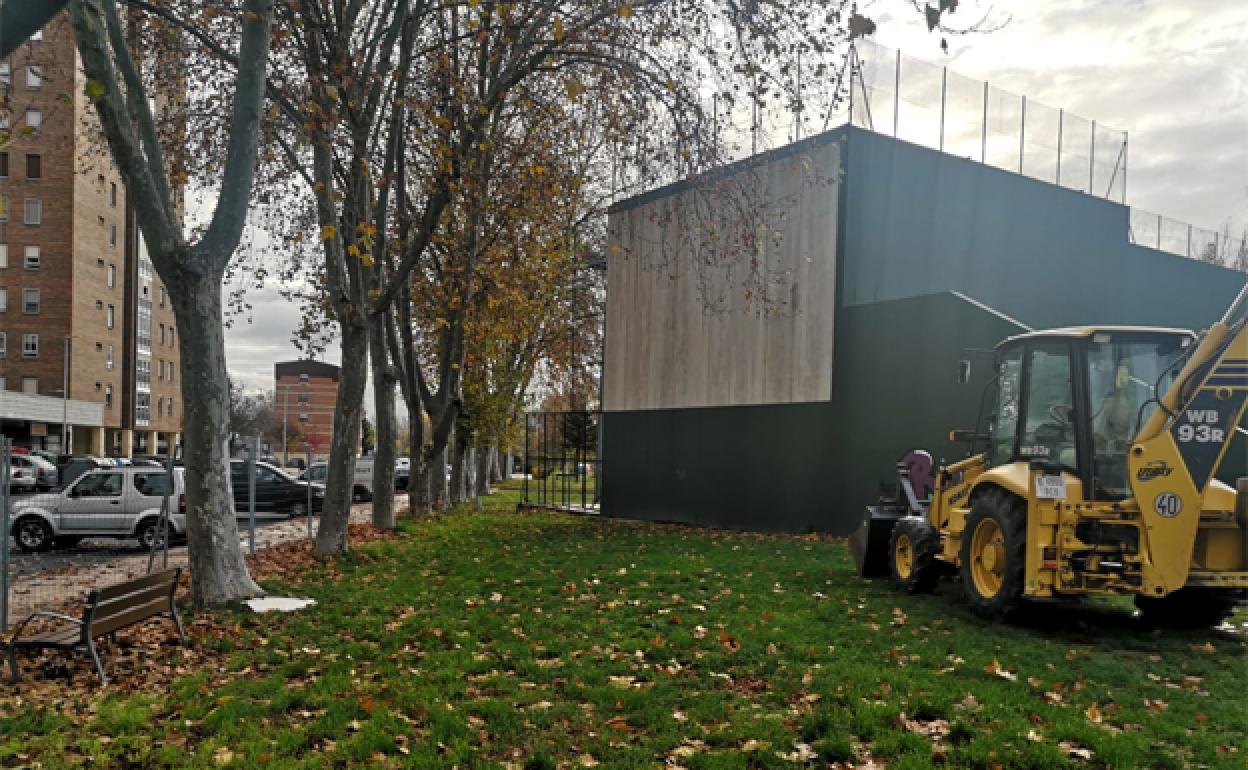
957 360 972 384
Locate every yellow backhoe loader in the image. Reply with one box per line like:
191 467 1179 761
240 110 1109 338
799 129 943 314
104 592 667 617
850 282 1248 626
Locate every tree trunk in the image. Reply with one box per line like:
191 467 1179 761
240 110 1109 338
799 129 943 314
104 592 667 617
369 316 397 529
490 444 504 483
315 317 369 555
449 430 468 505
504 452 514 479
173 271 262 605
475 444 492 498
428 445 449 510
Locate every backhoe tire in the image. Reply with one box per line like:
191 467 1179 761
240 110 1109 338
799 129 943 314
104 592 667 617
888 517 942 593
1134 588 1239 629
959 488 1027 618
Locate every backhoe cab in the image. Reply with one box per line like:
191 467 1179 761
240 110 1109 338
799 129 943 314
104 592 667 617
852 283 1248 626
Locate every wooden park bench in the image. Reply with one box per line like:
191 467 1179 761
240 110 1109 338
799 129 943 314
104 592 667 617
5 568 186 684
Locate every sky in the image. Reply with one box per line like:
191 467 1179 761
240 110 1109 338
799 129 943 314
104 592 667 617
220 0 1248 411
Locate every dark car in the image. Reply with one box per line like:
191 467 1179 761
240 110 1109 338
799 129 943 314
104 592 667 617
229 459 324 517
57 456 113 488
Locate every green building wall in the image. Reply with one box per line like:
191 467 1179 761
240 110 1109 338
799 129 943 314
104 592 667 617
602 127 1247 534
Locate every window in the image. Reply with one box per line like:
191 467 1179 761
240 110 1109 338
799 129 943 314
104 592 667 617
23 288 39 314
24 109 41 134
74 472 124 498
24 198 41 225
0 153 7 177
0 288 6 312
157 359 164 379
25 66 40 89
107 263 116 288
22 377 38 393
25 154 39 179
0 242 7 267
159 287 166 307
0 332 5 356
23 246 39 269
22 333 37 357
0 63 9 85
1021 343 1077 470
105 384 114 407
0 195 9 221
136 392 150 422
110 182 117 207
168 365 174 384
137 359 150 387
299 373 310 384
109 223 117 246
106 345 114 370
106 304 115 328
297 393 309 404
133 472 173 497
159 324 165 344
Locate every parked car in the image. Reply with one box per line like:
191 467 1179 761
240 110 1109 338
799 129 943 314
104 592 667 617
230 459 324 517
10 454 59 491
8 467 186 552
58 456 113 488
301 457 409 499
7 464 37 494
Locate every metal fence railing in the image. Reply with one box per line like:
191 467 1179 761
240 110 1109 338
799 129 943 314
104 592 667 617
848 38 1128 204
1129 209 1248 271
521 411 601 513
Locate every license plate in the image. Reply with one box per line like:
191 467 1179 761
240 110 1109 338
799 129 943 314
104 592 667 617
1035 474 1066 500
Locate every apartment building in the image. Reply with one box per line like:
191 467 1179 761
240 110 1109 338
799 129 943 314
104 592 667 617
0 15 181 457
274 360 340 459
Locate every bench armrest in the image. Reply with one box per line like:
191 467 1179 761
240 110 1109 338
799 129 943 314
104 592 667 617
9 611 83 642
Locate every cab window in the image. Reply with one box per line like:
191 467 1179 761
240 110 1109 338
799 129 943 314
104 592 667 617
989 347 1023 466
1020 343 1078 470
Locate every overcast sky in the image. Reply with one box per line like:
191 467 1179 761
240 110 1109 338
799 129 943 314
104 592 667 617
220 0 1248 410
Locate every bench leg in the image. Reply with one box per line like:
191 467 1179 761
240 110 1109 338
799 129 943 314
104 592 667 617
6 646 19 683
170 607 187 644
86 640 108 685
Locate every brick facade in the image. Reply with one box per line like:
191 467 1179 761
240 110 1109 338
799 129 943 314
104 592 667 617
0 15 181 455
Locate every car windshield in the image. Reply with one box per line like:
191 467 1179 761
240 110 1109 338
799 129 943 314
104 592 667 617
1086 333 1190 498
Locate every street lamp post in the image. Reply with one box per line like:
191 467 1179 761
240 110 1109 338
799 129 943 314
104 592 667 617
61 336 71 454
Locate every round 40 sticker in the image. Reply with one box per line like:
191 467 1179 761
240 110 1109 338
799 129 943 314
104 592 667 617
1153 492 1182 518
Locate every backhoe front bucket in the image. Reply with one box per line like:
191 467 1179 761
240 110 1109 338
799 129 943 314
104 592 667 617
849 505 903 577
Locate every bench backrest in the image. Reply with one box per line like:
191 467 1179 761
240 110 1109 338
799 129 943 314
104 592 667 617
83 568 182 638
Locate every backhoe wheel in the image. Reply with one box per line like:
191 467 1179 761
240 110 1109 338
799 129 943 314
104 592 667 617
888 517 942 593
959 489 1027 618
1134 588 1239 629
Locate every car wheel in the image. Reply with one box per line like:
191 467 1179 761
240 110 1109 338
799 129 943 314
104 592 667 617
14 517 54 553
136 519 166 549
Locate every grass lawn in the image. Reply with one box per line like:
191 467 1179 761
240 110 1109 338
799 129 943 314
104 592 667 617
2 481 1244 769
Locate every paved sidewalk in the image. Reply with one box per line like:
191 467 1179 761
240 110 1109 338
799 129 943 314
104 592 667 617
4 502 397 625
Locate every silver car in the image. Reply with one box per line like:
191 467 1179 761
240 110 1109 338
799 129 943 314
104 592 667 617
11 454 59 491
8 467 186 552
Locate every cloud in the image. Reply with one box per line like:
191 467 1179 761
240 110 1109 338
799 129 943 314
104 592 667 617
870 0 1248 231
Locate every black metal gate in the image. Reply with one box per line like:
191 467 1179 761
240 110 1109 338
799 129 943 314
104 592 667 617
521 411 601 513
